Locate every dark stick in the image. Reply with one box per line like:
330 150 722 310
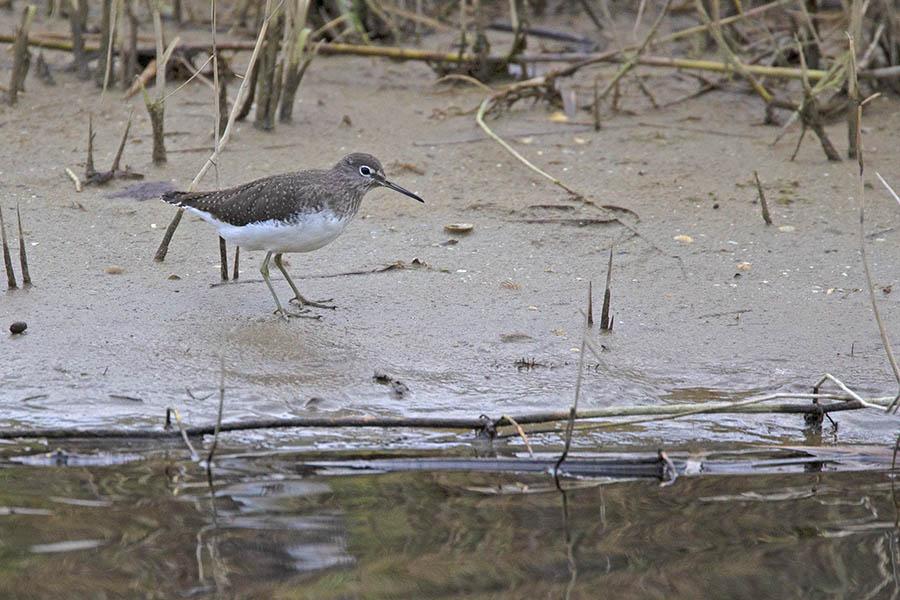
600 247 613 330
154 210 182 262
85 113 95 177
232 246 239 280
789 125 807 162
219 236 228 281
173 0 182 24
0 206 17 289
109 109 133 173
35 51 54 85
234 57 258 121
586 280 593 326
576 0 604 32
753 170 773 225
16 204 30 286
216 52 228 136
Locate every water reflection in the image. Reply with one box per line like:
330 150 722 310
0 449 897 599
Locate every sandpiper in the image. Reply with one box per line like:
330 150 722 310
162 153 424 318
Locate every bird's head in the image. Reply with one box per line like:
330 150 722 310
336 153 424 203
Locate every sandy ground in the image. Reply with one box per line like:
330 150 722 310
1 16 899 450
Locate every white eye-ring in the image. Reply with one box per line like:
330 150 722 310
359 165 373 177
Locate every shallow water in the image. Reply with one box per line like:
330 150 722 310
1 443 898 599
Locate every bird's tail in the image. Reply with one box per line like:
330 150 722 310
162 190 209 208
161 190 188 206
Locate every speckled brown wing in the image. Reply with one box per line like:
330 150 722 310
162 171 332 226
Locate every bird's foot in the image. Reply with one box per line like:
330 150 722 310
290 296 336 310
274 307 322 320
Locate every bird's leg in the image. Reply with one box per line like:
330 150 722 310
275 253 336 309
261 251 318 320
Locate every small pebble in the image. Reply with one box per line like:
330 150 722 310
10 321 27 335
167 274 181 280
105 265 124 275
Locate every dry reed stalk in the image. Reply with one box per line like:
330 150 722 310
154 0 279 262
848 35 900 410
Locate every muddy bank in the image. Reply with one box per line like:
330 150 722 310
1 17 899 451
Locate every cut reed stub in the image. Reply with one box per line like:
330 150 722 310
16 204 30 286
0 206 18 290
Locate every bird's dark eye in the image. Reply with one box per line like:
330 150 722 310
359 166 373 177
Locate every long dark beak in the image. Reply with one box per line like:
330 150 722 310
375 174 424 203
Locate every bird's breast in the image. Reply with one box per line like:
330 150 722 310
214 211 351 253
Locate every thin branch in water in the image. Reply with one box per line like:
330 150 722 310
206 356 226 466
501 414 534 457
167 407 199 461
554 283 593 484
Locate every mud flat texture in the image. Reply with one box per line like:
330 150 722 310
1 17 898 450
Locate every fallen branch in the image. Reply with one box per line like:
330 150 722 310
0 394 895 440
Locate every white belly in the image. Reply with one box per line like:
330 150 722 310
188 208 349 253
